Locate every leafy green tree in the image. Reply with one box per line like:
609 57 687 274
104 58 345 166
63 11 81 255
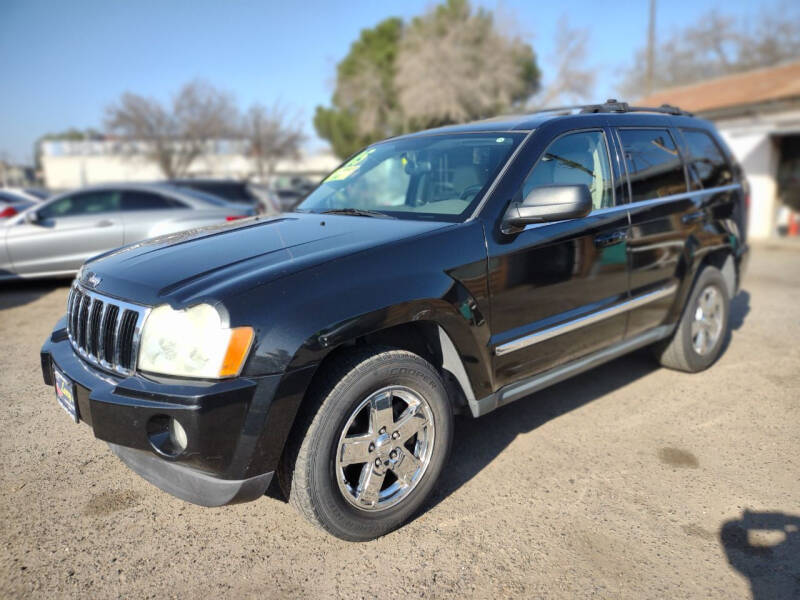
314 17 403 159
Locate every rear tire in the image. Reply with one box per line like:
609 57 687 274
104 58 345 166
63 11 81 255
278 346 453 541
653 266 730 372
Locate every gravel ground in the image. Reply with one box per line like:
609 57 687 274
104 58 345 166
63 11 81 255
1 245 798 599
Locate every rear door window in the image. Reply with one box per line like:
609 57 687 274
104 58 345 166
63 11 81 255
680 129 733 189
618 129 686 202
122 191 185 211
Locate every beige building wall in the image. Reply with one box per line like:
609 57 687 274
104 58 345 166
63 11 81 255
41 142 339 190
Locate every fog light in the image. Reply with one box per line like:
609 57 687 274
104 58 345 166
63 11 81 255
169 419 188 452
169 418 188 452
147 415 188 457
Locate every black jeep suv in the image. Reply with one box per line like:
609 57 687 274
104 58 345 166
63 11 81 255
42 101 749 541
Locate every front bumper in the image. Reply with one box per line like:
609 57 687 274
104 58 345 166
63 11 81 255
41 317 282 506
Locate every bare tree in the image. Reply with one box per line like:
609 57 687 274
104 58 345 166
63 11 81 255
528 18 596 109
620 4 800 97
393 0 538 129
242 103 306 180
105 80 238 178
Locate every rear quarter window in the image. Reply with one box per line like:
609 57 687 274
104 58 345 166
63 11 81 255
680 129 733 189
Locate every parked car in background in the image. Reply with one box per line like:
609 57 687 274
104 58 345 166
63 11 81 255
274 188 306 212
169 178 280 214
272 175 317 211
0 188 47 220
1 182 253 280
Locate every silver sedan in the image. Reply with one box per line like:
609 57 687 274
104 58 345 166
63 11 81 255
0 183 254 281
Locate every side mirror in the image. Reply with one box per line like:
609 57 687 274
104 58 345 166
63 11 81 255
502 184 592 234
25 210 41 224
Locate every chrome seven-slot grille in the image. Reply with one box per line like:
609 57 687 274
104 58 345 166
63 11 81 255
66 284 150 376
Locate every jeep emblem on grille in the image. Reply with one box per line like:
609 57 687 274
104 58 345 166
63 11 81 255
86 273 102 288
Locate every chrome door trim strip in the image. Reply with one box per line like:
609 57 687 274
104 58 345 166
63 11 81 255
472 324 675 417
520 183 741 231
494 283 678 356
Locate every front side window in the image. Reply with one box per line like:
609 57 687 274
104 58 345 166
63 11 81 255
680 129 732 189
522 130 614 210
297 133 524 221
619 129 686 202
38 190 121 219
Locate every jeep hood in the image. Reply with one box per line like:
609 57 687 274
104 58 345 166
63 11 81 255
80 212 452 306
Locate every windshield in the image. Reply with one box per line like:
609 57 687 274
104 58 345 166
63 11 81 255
297 133 524 221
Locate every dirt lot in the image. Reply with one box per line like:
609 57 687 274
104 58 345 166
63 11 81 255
1 245 798 599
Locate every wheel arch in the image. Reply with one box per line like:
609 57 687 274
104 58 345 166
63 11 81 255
669 239 739 325
241 305 491 480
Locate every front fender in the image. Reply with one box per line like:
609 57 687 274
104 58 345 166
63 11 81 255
225 221 492 477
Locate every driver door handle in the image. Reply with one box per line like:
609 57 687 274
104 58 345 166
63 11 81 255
594 230 628 248
682 210 705 225
95 219 114 227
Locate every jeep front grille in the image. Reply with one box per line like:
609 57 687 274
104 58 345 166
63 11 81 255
66 284 150 376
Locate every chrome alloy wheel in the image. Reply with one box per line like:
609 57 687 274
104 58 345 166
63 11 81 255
691 285 724 355
336 386 435 511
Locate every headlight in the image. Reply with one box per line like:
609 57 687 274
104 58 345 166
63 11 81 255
138 303 254 378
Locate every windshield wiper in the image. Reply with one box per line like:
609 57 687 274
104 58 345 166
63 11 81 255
321 208 396 219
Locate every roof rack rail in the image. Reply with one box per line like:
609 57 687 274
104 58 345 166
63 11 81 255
526 99 693 117
578 99 693 117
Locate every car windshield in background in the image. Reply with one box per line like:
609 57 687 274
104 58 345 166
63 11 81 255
297 133 524 221
24 188 50 200
171 180 254 204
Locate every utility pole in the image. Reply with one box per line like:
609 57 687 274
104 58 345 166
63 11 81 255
646 0 656 96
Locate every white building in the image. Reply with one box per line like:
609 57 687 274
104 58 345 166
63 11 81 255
640 60 800 239
40 139 340 191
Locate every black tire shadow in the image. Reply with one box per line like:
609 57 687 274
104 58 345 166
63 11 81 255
729 289 751 331
419 348 659 515
720 510 800 600
420 290 751 514
0 276 71 311
718 289 751 359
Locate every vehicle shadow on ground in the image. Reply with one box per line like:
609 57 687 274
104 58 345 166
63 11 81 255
0 276 70 311
420 288 754 519
729 289 750 330
425 349 658 513
273 290 753 514
720 510 800 600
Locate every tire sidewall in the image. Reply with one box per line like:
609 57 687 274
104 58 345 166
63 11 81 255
307 353 452 540
679 267 730 371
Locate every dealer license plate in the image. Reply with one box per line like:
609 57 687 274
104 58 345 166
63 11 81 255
53 364 79 423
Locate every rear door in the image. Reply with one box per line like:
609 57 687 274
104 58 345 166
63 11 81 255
614 127 691 337
7 190 124 276
677 127 741 241
488 125 631 388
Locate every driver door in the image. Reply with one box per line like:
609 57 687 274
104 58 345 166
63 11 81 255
488 128 631 389
7 190 124 276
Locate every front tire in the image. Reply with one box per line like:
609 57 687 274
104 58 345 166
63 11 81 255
654 265 730 372
278 346 453 541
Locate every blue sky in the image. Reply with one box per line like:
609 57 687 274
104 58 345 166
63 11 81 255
0 0 767 163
